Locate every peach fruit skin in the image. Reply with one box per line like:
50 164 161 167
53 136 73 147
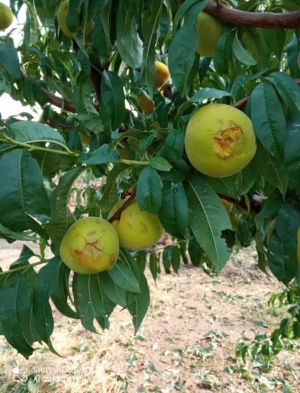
185 104 257 178
196 12 224 57
109 198 164 251
60 217 119 274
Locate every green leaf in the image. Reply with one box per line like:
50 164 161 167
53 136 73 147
251 141 288 196
72 272 115 333
268 232 298 286
172 0 201 35
285 111 300 189
0 149 50 232
189 88 231 102
119 249 141 283
98 271 127 308
127 273 150 333
158 181 188 238
140 1 162 93
232 32 257 66
136 166 162 214
230 69 267 98
0 42 21 79
139 131 157 152
78 144 120 165
51 264 79 319
0 275 34 359
24 3 40 46
149 253 159 281
92 7 112 62
168 1 207 95
266 72 300 116
10 121 66 145
73 85 103 134
263 29 286 60
179 242 189 265
188 238 202 267
0 223 39 242
159 129 189 174
99 164 129 212
207 165 257 199
33 256 61 352
150 156 172 172
101 71 126 130
108 261 140 293
46 166 86 254
116 3 143 68
250 82 286 160
287 35 300 79
214 30 234 74
171 245 181 273
162 245 172 273
185 175 231 272
275 203 300 243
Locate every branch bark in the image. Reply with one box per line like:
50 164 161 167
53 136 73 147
204 1 300 29
107 191 137 223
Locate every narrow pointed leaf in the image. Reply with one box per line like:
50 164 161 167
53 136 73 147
251 82 286 160
185 175 231 272
32 257 61 349
137 166 162 213
0 149 50 232
108 261 140 293
127 274 150 333
158 181 188 238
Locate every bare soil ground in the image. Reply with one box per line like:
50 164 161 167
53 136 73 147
0 240 299 393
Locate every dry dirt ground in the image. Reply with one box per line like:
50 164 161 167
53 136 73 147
0 240 299 393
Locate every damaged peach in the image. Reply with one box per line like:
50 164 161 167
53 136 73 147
60 217 119 274
185 104 257 178
108 197 164 251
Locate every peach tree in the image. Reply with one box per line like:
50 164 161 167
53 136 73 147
0 0 300 359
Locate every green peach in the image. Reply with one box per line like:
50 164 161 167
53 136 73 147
196 12 224 57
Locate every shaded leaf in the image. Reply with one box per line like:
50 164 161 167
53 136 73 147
185 175 231 272
137 166 162 214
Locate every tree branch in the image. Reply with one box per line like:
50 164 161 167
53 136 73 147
204 1 300 29
20 69 98 114
107 191 137 223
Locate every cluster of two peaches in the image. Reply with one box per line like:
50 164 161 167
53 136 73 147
60 197 164 274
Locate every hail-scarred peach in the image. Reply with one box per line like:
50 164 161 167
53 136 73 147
60 217 119 274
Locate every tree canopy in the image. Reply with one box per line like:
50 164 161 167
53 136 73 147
0 0 300 359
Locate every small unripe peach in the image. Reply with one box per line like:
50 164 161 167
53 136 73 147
154 61 170 89
196 12 224 57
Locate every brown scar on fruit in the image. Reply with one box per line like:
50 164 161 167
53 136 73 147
126 222 133 230
140 222 148 234
109 254 116 267
72 234 110 268
212 122 243 158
